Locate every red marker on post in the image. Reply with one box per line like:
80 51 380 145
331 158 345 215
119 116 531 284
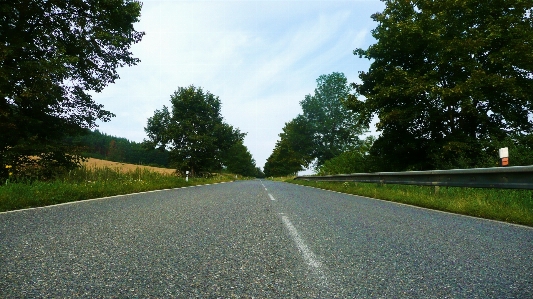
499 147 509 167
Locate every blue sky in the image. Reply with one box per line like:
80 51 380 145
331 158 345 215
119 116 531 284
92 0 385 172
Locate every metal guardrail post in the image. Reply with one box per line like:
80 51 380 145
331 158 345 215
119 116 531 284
294 166 533 190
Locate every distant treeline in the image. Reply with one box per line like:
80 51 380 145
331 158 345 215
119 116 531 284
74 130 169 167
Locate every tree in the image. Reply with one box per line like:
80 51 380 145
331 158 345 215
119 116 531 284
0 0 144 180
263 116 314 177
317 136 375 175
222 141 257 177
263 140 304 177
264 72 367 176
254 167 266 178
347 0 533 171
278 115 315 168
144 86 245 175
300 72 366 167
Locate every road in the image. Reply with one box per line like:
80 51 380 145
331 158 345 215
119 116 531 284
1 180 532 298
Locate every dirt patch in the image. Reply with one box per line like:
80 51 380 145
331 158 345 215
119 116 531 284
82 158 177 175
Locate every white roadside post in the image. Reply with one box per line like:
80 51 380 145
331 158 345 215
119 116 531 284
186 170 189 182
499 147 509 167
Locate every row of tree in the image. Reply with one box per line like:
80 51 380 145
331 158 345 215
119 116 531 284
76 86 263 178
3 0 533 181
265 0 533 176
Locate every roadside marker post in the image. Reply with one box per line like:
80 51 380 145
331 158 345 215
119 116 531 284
499 147 509 167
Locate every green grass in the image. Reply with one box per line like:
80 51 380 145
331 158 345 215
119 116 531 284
288 180 533 227
0 166 237 212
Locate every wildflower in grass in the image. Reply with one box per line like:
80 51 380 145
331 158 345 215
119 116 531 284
4 165 13 180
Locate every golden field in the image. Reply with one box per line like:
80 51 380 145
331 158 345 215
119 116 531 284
82 158 176 175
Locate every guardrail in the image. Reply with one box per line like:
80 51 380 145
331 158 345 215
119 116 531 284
294 166 533 190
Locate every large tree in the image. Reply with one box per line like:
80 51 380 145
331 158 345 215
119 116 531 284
300 72 366 167
263 139 304 177
0 0 144 180
222 140 257 177
263 115 314 177
347 0 533 170
264 72 367 176
144 86 245 175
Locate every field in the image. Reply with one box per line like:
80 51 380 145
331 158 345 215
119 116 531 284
0 159 236 212
82 158 176 175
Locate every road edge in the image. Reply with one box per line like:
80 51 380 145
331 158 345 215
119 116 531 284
0 181 235 215
285 181 533 230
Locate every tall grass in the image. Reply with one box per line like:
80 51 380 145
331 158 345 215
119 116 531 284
289 180 533 227
0 166 235 212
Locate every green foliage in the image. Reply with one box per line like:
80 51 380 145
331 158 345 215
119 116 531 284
282 115 316 168
317 136 375 175
264 116 314 177
254 167 266 178
4 151 85 183
0 0 144 181
144 86 250 175
507 134 533 166
264 138 304 177
265 72 367 176
474 133 533 167
222 141 258 177
348 0 533 171
301 72 366 166
290 180 533 227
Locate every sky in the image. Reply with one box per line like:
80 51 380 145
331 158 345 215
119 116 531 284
92 0 385 173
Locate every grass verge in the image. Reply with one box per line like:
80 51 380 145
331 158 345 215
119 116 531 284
289 180 533 227
0 166 237 213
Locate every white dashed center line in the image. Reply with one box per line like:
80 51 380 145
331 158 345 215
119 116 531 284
281 215 322 268
280 214 329 287
265 186 330 289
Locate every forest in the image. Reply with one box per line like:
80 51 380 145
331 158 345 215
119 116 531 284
73 130 169 167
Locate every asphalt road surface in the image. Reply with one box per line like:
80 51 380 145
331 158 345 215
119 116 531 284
1 180 532 298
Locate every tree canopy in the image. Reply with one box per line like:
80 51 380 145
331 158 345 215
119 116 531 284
263 115 313 177
316 136 375 175
222 140 258 177
264 72 366 176
347 0 533 171
144 85 254 175
301 72 365 166
1 0 144 180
